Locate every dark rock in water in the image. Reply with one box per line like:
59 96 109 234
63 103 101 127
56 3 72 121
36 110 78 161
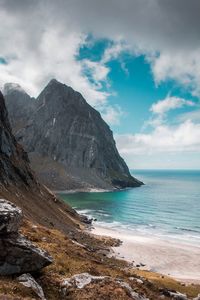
0 199 22 234
79 214 93 225
4 79 143 190
0 199 52 275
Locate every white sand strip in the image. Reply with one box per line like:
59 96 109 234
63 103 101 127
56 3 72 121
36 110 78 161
91 225 200 284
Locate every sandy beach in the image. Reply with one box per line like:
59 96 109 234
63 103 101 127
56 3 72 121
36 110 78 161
92 225 200 284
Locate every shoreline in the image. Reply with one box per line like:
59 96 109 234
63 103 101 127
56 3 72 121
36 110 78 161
55 186 135 194
90 224 200 284
55 188 112 194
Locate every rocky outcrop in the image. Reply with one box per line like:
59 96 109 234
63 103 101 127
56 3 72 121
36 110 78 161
0 90 83 234
61 273 149 300
4 79 143 190
0 199 52 275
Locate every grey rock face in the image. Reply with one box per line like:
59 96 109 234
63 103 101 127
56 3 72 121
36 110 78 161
5 79 143 190
0 199 52 275
0 91 35 187
0 199 22 234
0 233 53 275
3 83 35 134
0 89 82 236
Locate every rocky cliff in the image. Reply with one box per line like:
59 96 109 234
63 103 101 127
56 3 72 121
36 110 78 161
3 83 35 134
0 90 81 233
4 79 143 190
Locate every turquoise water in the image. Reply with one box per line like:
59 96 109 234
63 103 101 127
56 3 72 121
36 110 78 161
60 170 200 245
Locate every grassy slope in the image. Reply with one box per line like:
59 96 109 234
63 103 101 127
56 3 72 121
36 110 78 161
0 220 199 300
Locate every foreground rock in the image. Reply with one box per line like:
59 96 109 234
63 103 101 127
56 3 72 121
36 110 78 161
17 273 46 300
0 199 52 275
61 272 149 300
0 198 22 234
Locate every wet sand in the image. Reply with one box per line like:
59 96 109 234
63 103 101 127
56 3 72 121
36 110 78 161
92 225 200 284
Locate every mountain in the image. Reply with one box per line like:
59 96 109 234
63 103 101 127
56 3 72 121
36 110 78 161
3 83 36 134
0 90 81 233
4 79 143 190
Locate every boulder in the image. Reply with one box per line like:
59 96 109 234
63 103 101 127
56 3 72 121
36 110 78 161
0 199 22 234
0 199 53 275
0 233 53 275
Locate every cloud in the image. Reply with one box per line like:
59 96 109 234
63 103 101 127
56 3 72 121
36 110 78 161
0 1 112 107
179 109 200 123
115 120 200 156
148 51 200 96
150 96 195 115
1 0 200 99
116 96 200 168
101 105 124 125
82 59 110 83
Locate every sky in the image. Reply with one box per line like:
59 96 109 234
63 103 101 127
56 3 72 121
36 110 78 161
0 0 200 169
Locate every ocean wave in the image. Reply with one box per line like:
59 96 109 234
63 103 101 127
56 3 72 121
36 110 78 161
175 227 200 234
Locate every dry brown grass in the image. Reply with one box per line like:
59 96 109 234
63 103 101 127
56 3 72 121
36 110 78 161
0 220 199 299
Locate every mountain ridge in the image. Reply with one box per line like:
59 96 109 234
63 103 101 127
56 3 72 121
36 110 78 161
0 90 82 233
4 79 143 191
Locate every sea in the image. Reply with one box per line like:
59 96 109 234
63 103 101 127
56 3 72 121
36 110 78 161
59 170 200 246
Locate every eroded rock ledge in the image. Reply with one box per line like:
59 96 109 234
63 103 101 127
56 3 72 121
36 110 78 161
0 199 52 275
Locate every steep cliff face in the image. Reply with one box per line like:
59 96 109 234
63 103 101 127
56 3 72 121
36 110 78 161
0 89 34 186
3 83 35 134
4 79 143 190
0 90 81 233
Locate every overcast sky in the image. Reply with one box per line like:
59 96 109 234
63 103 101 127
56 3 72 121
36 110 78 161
0 0 200 169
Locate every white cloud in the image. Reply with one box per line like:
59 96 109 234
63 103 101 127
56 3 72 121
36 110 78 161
149 51 200 96
115 120 200 157
150 96 195 115
102 40 131 63
1 0 200 105
101 105 124 125
81 59 110 85
115 96 200 168
179 109 200 123
0 3 112 108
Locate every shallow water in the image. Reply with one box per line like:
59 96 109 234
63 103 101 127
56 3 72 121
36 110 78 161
60 170 200 246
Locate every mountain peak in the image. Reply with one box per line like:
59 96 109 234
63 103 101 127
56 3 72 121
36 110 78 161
4 79 143 190
3 82 26 96
48 78 61 86
38 78 85 108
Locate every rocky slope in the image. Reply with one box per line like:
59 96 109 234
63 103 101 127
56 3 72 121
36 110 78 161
1 219 199 299
4 79 143 190
0 90 82 233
